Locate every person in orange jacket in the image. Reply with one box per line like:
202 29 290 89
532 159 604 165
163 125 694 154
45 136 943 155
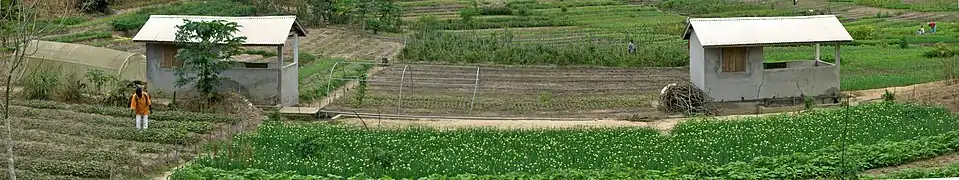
130 87 151 130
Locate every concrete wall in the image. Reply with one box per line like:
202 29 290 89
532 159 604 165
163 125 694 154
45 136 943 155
145 43 299 105
688 32 706 89
280 64 299 106
691 30 840 101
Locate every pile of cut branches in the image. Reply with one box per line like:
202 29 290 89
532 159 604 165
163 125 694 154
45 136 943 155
658 82 713 114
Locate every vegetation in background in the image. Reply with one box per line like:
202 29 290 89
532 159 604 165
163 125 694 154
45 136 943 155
190 103 958 177
111 1 259 32
21 68 63 100
765 45 943 90
853 0 958 12
173 19 247 103
43 31 112 43
57 73 86 103
84 69 114 93
352 74 368 108
233 0 403 33
297 58 373 103
924 43 958 58
659 0 766 15
75 0 111 14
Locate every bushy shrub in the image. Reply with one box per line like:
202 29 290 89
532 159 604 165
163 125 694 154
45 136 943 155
923 42 958 58
21 68 62 100
847 25 879 40
57 73 87 103
898 37 909 49
883 89 896 102
298 52 318 65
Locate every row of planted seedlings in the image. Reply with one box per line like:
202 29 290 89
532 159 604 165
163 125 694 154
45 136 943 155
177 102 959 178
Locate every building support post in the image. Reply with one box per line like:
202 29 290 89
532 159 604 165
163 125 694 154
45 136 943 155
292 33 299 65
277 46 284 106
815 43 821 66
835 43 841 90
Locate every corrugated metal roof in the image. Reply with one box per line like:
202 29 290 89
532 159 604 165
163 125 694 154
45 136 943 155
132 15 308 46
682 15 853 47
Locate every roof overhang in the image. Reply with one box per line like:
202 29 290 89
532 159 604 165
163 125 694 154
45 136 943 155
133 15 308 46
682 15 854 47
702 40 853 48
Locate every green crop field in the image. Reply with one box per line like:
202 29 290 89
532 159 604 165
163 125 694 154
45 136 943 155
0 100 249 179
174 102 959 179
398 0 959 91
11 0 959 179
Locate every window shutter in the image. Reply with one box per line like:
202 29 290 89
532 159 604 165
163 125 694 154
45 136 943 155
722 48 747 72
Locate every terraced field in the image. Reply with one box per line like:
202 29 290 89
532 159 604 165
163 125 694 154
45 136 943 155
0 100 255 179
298 28 404 60
326 65 687 118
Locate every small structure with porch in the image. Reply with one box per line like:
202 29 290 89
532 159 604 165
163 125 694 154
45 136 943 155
683 15 853 102
132 15 307 106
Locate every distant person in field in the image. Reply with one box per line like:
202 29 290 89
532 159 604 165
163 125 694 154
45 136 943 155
918 26 925 35
929 22 937 33
130 87 152 130
628 40 636 54
793 0 798 5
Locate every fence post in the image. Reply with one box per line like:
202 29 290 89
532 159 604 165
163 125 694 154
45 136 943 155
468 67 481 118
396 65 409 115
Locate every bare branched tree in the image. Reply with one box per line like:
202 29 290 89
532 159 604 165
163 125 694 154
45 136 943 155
1 1 83 179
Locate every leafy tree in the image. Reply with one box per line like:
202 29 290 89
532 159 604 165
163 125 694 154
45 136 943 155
2 0 82 179
173 19 247 103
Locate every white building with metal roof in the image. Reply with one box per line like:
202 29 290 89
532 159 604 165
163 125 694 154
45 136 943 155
682 15 853 102
133 15 308 106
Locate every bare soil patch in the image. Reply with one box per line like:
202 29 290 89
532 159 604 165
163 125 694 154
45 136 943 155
325 65 688 118
333 111 794 132
863 152 959 175
847 80 959 112
299 27 405 60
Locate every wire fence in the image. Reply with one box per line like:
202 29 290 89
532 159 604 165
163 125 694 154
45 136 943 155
323 62 688 119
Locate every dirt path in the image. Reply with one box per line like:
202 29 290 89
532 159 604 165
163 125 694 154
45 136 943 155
862 152 959 176
335 111 795 133
333 79 956 132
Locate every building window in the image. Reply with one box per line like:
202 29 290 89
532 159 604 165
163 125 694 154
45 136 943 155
244 63 268 68
159 44 183 68
722 47 748 72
